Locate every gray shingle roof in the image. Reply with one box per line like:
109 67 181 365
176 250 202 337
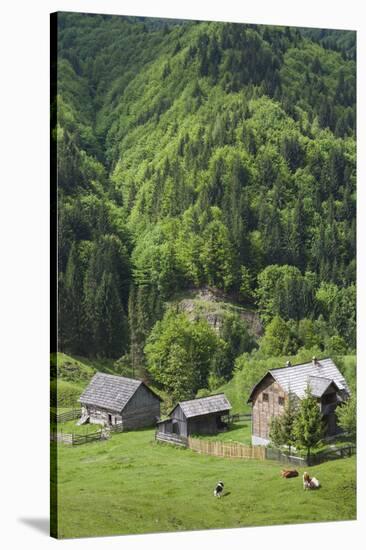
79 372 142 412
174 393 231 418
308 375 339 397
248 358 349 402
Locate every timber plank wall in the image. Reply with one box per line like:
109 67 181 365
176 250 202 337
252 379 287 440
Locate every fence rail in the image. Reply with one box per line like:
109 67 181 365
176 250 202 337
50 428 104 445
155 431 188 447
50 431 74 445
221 413 252 424
109 424 124 433
188 437 265 460
155 431 354 465
50 408 82 424
72 431 104 445
306 444 356 465
265 444 356 466
265 447 306 466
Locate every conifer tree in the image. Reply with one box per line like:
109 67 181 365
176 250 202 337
281 392 298 455
336 391 356 442
293 384 325 461
269 392 297 454
269 416 284 449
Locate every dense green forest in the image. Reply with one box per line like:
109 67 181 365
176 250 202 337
55 13 356 402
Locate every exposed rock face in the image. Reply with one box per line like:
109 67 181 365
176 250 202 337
176 287 263 338
237 310 263 338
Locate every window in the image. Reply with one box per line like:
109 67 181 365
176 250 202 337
263 393 269 402
278 396 285 406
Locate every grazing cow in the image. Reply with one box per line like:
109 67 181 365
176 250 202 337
281 469 299 478
214 481 224 498
303 471 321 490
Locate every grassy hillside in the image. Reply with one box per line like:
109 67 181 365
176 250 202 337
53 428 356 538
51 353 117 408
216 375 252 414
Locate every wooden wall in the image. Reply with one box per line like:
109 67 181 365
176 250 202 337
251 376 343 441
122 384 160 430
82 385 160 430
251 375 287 440
156 419 173 434
170 405 188 437
83 405 122 426
167 408 231 436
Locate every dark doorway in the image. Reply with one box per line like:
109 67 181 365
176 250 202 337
326 413 337 435
216 415 228 431
172 420 180 435
108 414 112 425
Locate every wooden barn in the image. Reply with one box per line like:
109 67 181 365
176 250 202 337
78 372 162 430
157 393 231 438
247 357 350 446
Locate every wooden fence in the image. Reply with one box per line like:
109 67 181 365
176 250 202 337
50 431 73 444
72 431 105 445
109 423 124 433
265 447 306 466
265 444 356 466
50 408 82 424
50 428 104 445
155 431 188 447
223 413 252 424
306 445 356 465
187 437 265 460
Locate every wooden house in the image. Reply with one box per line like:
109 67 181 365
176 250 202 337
78 372 162 430
157 393 231 438
247 357 350 446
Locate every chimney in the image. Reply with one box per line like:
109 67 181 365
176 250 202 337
312 356 318 367
286 360 292 368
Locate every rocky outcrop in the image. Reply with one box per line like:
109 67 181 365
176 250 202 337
176 287 263 338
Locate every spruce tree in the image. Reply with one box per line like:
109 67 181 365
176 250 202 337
336 391 356 442
269 416 284 449
293 384 325 462
269 392 297 454
62 242 86 353
281 392 298 455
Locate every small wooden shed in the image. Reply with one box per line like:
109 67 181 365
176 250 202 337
78 372 162 430
247 357 350 446
157 393 231 438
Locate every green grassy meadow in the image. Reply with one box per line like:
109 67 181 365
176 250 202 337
53 428 356 539
196 420 252 445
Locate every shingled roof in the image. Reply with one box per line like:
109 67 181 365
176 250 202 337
171 393 231 418
248 357 349 402
79 372 161 412
308 375 340 398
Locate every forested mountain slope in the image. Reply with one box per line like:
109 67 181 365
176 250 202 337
54 13 356 401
